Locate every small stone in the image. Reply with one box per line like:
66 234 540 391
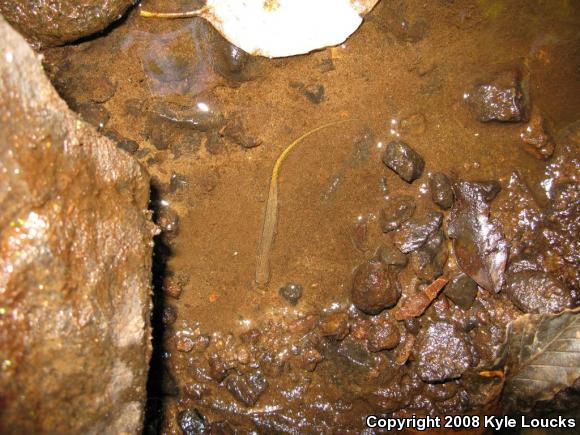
279 283 303 305
162 305 177 326
394 210 443 253
177 409 208 435
506 271 573 314
520 113 555 160
223 114 261 149
472 180 502 202
351 259 401 315
175 335 195 353
444 272 478 309
318 312 349 340
429 172 453 209
301 348 323 371
303 84 325 104
410 229 448 279
225 372 268 406
103 129 139 154
468 70 527 123
89 76 116 103
376 244 408 268
380 196 416 233
367 318 400 351
382 141 425 183
124 98 144 118
416 321 473 382
163 275 184 299
208 354 228 382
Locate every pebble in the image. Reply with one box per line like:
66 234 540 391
429 172 454 209
380 196 416 233
351 259 401 315
444 272 479 309
394 210 443 253
279 283 304 305
383 141 425 183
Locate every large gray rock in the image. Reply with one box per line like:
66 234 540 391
0 16 153 434
0 0 137 47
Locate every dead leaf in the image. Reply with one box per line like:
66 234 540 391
392 278 448 320
500 308 580 413
448 181 508 293
142 0 380 58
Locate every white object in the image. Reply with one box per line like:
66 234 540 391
141 0 380 58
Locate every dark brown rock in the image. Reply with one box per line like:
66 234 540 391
444 272 479 309
177 408 208 435
377 244 408 268
468 69 527 123
506 271 573 314
415 322 474 382
368 318 400 351
382 140 425 182
380 195 416 232
225 372 268 406
519 113 555 159
394 210 443 254
0 18 153 433
351 259 401 315
0 0 137 47
429 172 454 209
410 229 448 279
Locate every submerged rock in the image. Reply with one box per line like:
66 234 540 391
0 17 153 433
468 69 527 123
506 271 573 314
429 172 454 209
380 195 416 233
415 321 474 382
351 259 401 315
0 0 137 47
444 272 479 310
394 210 443 254
382 140 425 183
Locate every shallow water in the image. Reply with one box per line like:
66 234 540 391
44 0 580 431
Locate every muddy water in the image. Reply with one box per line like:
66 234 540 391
44 0 580 432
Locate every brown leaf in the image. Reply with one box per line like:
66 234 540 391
500 308 580 413
448 181 508 293
392 278 448 320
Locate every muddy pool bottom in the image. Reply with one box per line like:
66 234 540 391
38 0 580 432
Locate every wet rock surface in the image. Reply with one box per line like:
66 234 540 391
380 196 416 232
415 322 474 382
429 172 454 209
394 210 443 253
506 271 573 314
225 372 268 406
382 140 425 182
519 113 555 159
0 0 137 47
468 69 527 122
0 17 152 433
444 273 479 309
351 259 401 315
